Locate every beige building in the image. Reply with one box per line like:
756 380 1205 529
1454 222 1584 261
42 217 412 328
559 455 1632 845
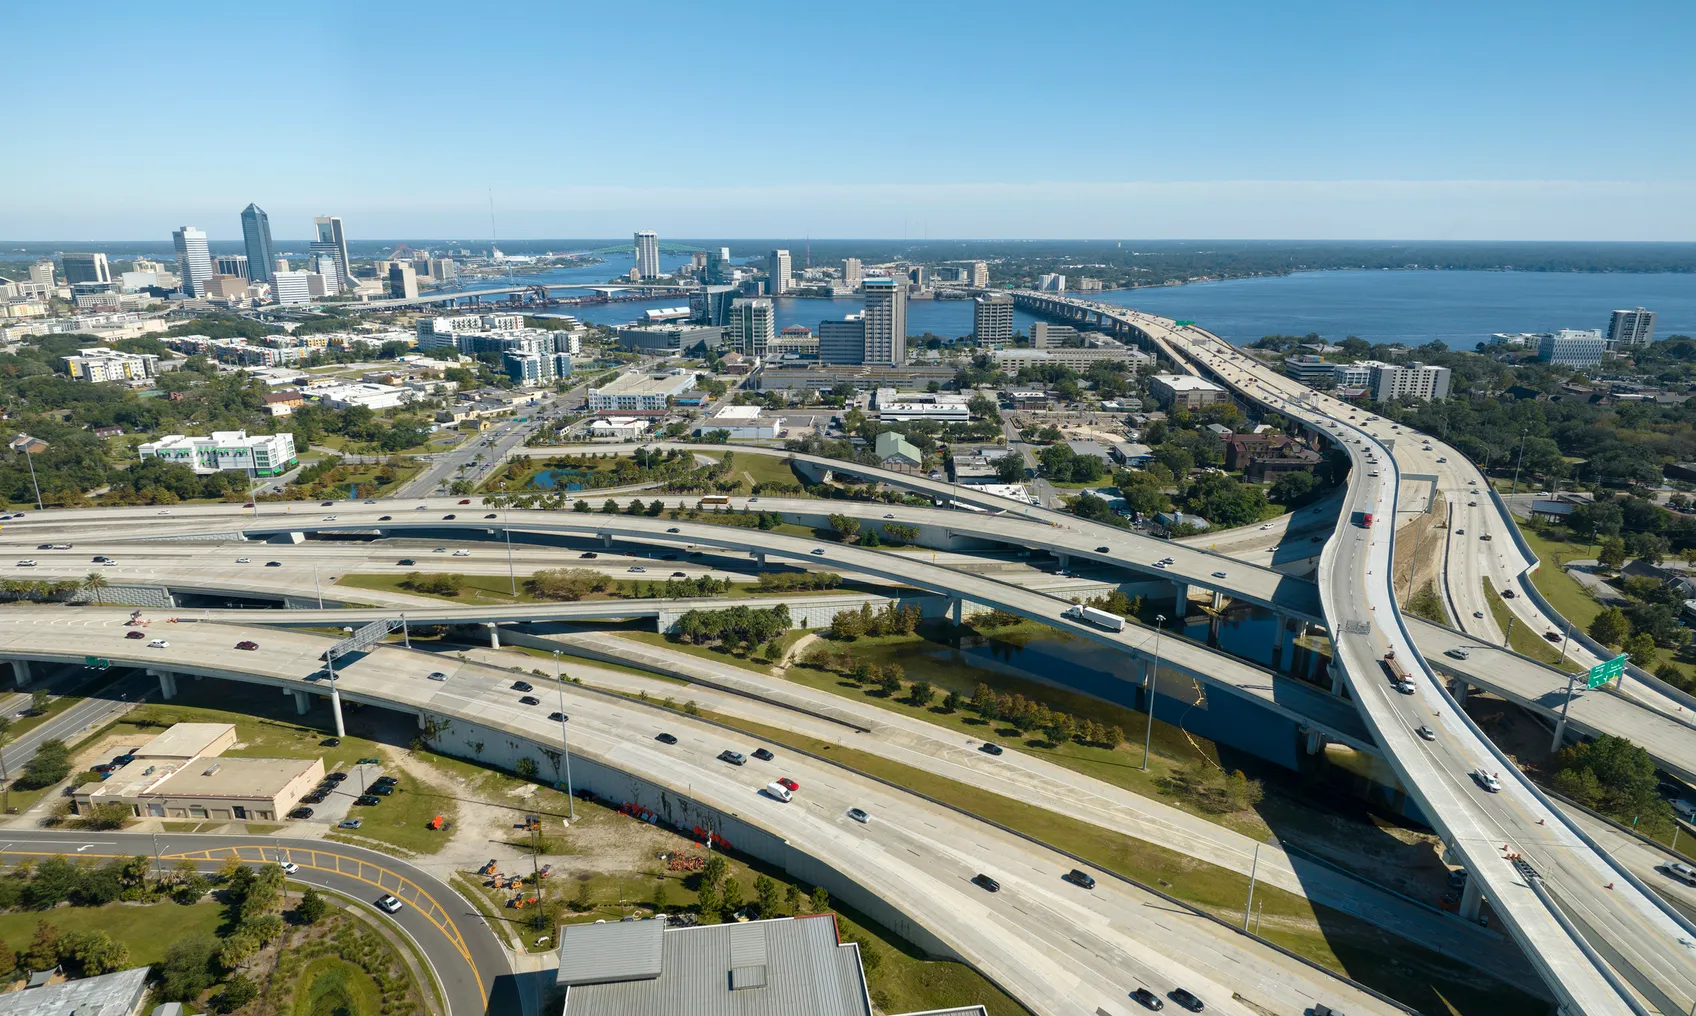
75 722 320 822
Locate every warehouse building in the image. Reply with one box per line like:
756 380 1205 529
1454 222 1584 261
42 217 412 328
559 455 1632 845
73 722 322 822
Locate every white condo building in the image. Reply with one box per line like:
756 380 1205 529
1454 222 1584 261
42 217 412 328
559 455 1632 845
861 278 906 365
138 430 297 476
841 257 862 288
1361 360 1452 400
634 231 661 279
767 249 791 295
973 292 1014 345
1607 307 1656 348
62 347 160 383
971 261 990 288
172 226 213 297
727 298 776 358
1537 329 1609 368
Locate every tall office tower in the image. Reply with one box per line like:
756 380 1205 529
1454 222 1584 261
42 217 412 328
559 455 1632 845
274 258 290 275
973 292 1014 345
215 254 250 279
840 257 862 287
634 230 661 279
312 255 341 295
861 277 906 365
29 261 54 286
726 298 775 359
970 261 989 288
271 270 311 306
1607 307 1656 348
172 226 213 297
690 251 708 272
62 253 111 285
767 249 792 295
818 313 866 365
388 262 419 299
312 215 351 284
240 203 276 283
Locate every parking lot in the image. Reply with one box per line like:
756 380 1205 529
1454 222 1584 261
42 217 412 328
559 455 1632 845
291 761 386 828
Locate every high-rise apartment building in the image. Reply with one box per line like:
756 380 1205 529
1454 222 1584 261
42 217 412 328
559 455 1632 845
973 292 1014 346
634 231 661 280
726 298 775 359
240 204 276 283
215 254 250 279
311 215 351 285
388 262 419 299
272 271 311 306
1363 361 1452 401
29 261 54 286
62 253 110 285
767 249 791 295
970 261 989 288
1037 273 1066 292
861 278 906 366
1537 329 1608 368
841 258 862 288
819 313 866 365
1607 307 1656 348
172 226 213 297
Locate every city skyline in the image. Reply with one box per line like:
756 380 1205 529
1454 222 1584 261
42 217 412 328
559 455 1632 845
4 2 1693 240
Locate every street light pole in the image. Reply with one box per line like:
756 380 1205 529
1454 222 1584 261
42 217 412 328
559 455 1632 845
1552 671 1580 752
1510 428 1528 500
312 564 323 609
22 447 42 511
553 650 576 821
1242 842 1260 931
1143 614 1165 772
505 505 517 597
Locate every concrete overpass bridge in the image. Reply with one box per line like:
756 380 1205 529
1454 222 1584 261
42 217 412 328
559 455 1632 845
358 280 695 312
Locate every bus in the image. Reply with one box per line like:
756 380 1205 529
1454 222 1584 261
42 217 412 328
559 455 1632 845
699 495 731 507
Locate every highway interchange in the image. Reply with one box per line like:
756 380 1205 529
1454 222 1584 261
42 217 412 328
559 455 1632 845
1 300 1694 1015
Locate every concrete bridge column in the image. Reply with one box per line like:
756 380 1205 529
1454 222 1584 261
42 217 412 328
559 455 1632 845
948 598 964 625
1459 876 1483 921
1173 582 1189 618
1305 729 1325 754
485 623 501 650
1450 679 1469 707
293 690 310 715
752 551 766 568
328 687 346 737
9 660 31 689
1210 589 1225 610
1055 553 1070 570
417 711 428 730
149 669 177 700
1328 661 1346 696
1272 619 1289 670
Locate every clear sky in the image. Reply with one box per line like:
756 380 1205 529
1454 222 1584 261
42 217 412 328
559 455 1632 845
7 0 1693 240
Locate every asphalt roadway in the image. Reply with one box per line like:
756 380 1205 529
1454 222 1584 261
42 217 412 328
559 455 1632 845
0 829 520 1016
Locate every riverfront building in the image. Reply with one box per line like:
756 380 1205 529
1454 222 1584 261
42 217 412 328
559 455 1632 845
1363 360 1452 401
861 278 906 365
767 249 791 295
171 226 213 297
727 298 776 359
973 292 1014 346
1537 330 1608 368
635 230 661 279
1608 307 1656 348
312 215 352 285
62 252 111 285
818 313 866 366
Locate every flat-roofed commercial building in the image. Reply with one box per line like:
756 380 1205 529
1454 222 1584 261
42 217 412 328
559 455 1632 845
973 292 1014 345
698 405 778 439
990 347 1145 373
1537 329 1609 368
78 755 323 822
587 370 698 414
138 430 296 475
134 721 238 760
1149 373 1228 409
556 914 984 1016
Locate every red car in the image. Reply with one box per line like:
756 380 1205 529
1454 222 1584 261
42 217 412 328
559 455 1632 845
458 499 472 505
777 777 799 792
125 630 145 639
235 640 259 651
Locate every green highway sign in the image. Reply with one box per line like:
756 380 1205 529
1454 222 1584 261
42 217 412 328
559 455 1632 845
1586 653 1626 689
1175 320 1196 327
84 656 111 669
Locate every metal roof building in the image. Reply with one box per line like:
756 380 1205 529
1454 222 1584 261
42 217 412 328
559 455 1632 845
0 965 151 1016
556 915 987 1016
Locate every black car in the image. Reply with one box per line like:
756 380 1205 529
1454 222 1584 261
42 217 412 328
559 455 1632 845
667 527 680 533
374 775 398 787
752 748 775 762
1130 988 1164 1010
322 772 347 783
979 742 1004 756
322 737 341 747
580 552 598 559
266 561 282 567
442 514 456 519
485 513 498 519
1063 869 1096 889
397 558 415 566
971 873 1001 893
355 795 380 806
289 807 314 819
36 544 51 550
655 732 678 745
1096 545 1110 553
301 792 326 804
378 515 392 521
321 501 335 506
1168 988 1204 1012
547 711 568 723
512 680 533 692
519 695 540 706
369 784 394 796
718 750 747 766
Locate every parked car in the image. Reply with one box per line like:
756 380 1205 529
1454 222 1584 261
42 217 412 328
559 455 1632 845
289 807 314 819
374 776 398 786
323 772 347 783
301 792 325 804
321 737 340 747
369 785 394 796
971 873 1001 893
655 732 678 745
339 818 362 829
356 795 380 806
357 757 380 765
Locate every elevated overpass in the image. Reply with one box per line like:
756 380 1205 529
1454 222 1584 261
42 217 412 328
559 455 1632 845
0 606 1408 1016
1029 295 1696 1016
357 281 694 311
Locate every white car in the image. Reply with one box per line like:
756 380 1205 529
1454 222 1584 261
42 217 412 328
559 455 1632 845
237 557 251 563
1472 769 1501 793
279 861 299 875
1259 524 1273 530
376 894 404 913
14 560 34 567
1663 862 1696 886
427 671 448 682
322 515 338 521
1445 648 1470 660
156 510 171 515
1211 570 1227 578
148 638 169 648
452 549 470 557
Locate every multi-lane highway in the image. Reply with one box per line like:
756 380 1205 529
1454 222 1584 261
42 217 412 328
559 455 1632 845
0 607 1403 1016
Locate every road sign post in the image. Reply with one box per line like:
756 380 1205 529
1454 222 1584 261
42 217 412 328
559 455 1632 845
83 656 110 669
1586 654 1626 690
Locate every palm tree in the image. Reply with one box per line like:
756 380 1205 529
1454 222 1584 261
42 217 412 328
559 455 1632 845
81 571 109 606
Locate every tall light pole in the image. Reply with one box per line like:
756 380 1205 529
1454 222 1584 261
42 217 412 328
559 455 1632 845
504 504 517 597
22 445 42 510
1143 614 1165 772
1242 842 1260 931
312 563 324 609
1509 428 1529 500
552 650 576 821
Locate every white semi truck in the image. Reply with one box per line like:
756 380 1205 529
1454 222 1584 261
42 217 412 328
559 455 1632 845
1064 605 1126 632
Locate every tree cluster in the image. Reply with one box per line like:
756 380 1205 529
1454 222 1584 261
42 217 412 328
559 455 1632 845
672 604 792 651
826 602 921 641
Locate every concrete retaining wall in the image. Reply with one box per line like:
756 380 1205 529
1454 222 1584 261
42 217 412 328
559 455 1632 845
419 712 960 959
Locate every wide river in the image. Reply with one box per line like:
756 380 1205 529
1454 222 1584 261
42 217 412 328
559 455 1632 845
456 252 1696 349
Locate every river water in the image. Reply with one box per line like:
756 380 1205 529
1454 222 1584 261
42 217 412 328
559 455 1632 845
466 256 1696 350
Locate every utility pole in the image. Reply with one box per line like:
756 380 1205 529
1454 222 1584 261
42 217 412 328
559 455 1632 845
505 504 517 596
22 446 42 510
1243 843 1260 931
1509 428 1529 500
553 651 575 820
1143 615 1165 772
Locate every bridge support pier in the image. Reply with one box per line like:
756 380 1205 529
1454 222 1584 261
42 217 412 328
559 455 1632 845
1210 589 1225 611
752 551 766 569
1173 583 1189 618
1304 729 1325 754
1450 679 1469 707
1328 661 1346 696
949 598 964 626
9 660 31 689
1055 553 1070 570
328 686 346 737
149 669 178 700
292 690 310 715
1459 875 1483 921
417 711 428 730
1272 618 1289 670
600 533 612 547
485 623 501 650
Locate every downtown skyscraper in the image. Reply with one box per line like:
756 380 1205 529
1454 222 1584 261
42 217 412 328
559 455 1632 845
312 215 352 286
861 277 906 365
240 204 276 283
634 230 660 280
172 226 213 297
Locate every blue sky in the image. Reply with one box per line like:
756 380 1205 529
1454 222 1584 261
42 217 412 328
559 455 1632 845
6 0 1693 240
